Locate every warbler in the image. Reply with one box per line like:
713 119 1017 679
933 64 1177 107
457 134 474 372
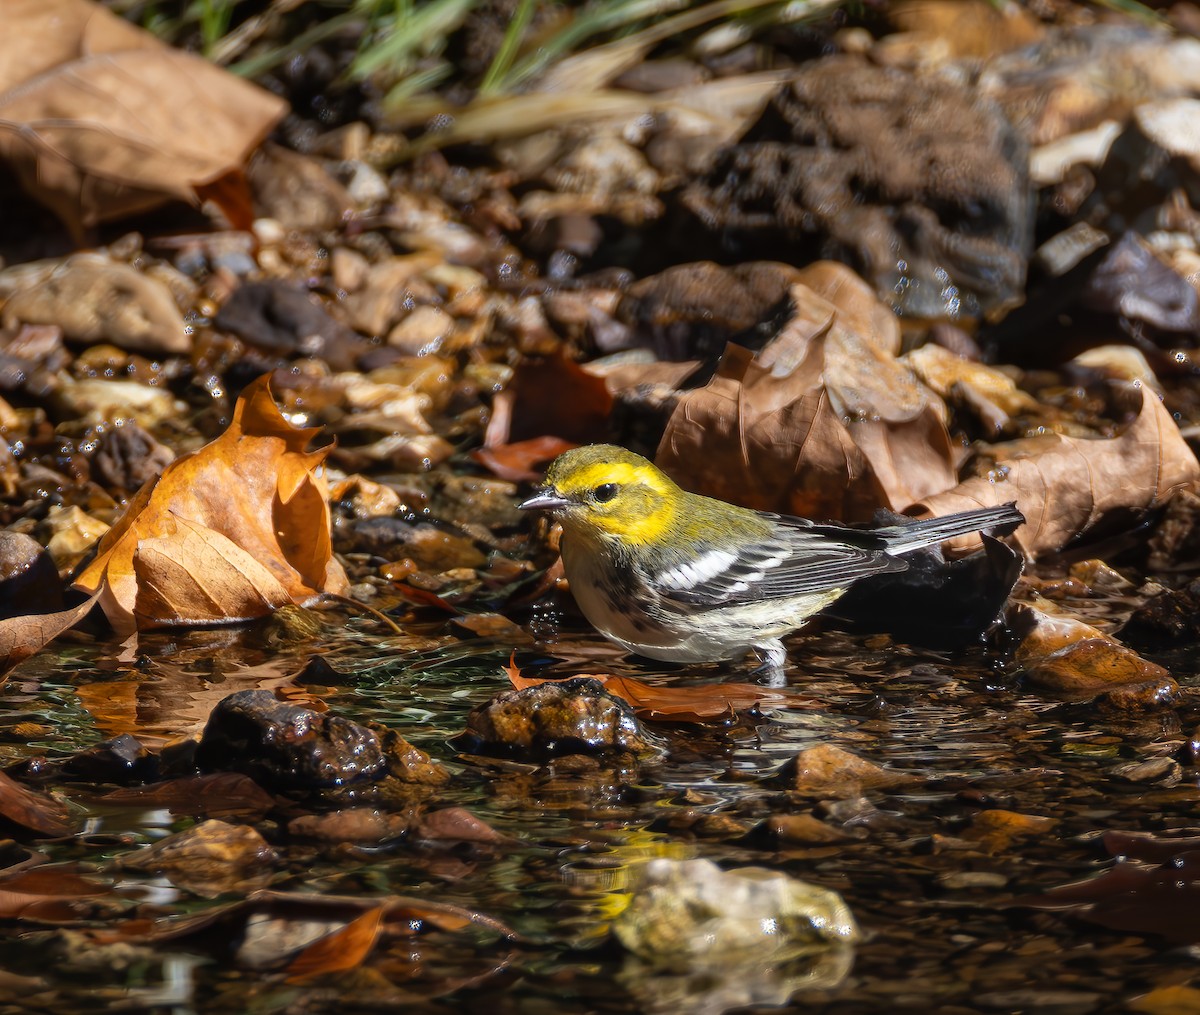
519 444 1023 677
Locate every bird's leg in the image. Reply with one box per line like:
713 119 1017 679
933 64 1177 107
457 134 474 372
751 640 788 687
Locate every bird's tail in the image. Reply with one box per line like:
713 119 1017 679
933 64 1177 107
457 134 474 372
878 503 1024 555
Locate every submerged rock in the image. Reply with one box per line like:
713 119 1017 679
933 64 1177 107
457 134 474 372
459 677 662 760
1012 605 1177 706
196 689 448 793
773 743 915 798
613 857 858 966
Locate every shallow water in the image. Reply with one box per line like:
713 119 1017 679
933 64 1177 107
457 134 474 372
1 591 1197 1015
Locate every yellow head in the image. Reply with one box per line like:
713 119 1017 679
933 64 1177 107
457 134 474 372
519 444 679 547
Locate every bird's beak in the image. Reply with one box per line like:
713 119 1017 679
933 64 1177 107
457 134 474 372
519 488 572 511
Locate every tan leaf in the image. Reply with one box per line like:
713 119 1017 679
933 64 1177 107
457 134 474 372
915 386 1200 557
0 0 287 233
74 375 349 634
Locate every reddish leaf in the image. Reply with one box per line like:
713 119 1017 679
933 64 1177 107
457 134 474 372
472 436 576 482
503 656 809 721
0 771 74 837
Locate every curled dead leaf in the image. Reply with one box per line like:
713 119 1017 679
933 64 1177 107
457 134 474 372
73 375 348 634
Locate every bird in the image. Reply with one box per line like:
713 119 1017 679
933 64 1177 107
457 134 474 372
519 444 1023 681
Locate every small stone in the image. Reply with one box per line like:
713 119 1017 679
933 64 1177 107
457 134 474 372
612 857 858 964
774 743 914 798
388 305 455 356
288 808 410 844
1112 757 1182 785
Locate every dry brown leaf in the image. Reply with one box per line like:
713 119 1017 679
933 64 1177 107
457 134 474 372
915 386 1200 558
73 375 348 634
504 658 807 721
0 0 287 233
0 593 99 682
657 274 957 521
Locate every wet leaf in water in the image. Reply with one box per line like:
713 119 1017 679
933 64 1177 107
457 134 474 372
1020 850 1200 944
284 905 385 983
0 771 74 838
0 866 114 922
504 658 807 721
74 375 349 634
99 773 275 820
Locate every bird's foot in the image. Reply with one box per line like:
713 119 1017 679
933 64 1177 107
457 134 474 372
751 642 788 688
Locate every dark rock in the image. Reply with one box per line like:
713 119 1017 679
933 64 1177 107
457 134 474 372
90 421 174 494
60 733 158 785
1121 579 1200 649
615 261 799 363
458 677 662 759
830 534 1023 649
0 532 62 619
215 280 365 371
685 56 1031 320
196 690 388 791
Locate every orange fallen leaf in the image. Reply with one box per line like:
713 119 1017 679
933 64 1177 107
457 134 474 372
74 375 349 634
285 906 385 983
0 0 287 235
503 656 809 721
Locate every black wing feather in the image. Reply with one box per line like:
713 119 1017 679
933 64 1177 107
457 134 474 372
660 517 904 608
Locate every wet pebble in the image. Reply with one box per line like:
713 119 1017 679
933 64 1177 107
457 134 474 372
197 690 388 790
458 677 663 759
773 743 915 798
1111 757 1182 786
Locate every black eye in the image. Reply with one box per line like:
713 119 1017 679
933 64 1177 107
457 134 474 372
593 483 619 503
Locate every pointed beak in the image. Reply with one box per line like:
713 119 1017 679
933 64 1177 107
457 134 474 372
519 488 572 512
